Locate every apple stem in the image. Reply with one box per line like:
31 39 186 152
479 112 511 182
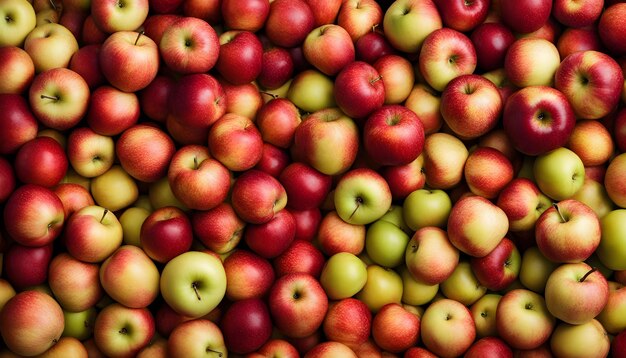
579 267 598 282
100 209 109 223
371 24 378 32
370 75 383 85
193 156 199 170
552 203 567 223
259 91 278 99
206 347 223 357
40 94 59 101
192 282 202 301
349 197 363 220
49 0 57 10
134 31 144 46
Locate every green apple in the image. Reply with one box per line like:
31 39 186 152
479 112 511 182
355 264 403 313
148 176 188 211
571 178 614 219
399 266 438 306
160 251 227 318
0 0 36 47
334 168 392 225
93 303 154 357
286 69 335 113
402 188 452 230
596 281 626 335
382 0 442 54
550 319 610 358
320 252 367 300
62 307 97 341
119 206 151 247
596 209 626 270
365 219 410 268
519 246 559 293
23 22 79 72
0 279 15 312
90 165 139 212
440 260 487 306
470 293 502 338
378 205 411 233
533 147 585 200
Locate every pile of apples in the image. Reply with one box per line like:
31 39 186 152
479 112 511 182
2 0 626 356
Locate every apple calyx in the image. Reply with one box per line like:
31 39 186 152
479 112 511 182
191 281 202 301
579 267 598 282
349 197 364 220
552 203 568 223
206 347 223 357
100 209 109 223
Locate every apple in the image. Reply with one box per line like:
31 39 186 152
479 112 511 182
465 337 513 358
159 250 226 318
3 242 53 290
245 209 296 259
0 0 36 47
380 154 426 201
142 13 181 45
370 303 420 353
496 289 556 350
292 107 359 176
81 14 108 44
464 147 514 199
533 147 585 201
497 178 552 232
14 136 68 188
0 157 15 204
0 46 35 94
596 281 626 335
566 119 614 168
192 203 245 254
535 199 601 263
273 239 324 279
255 97 302 149
66 127 114 179
279 162 332 211
555 50 623 120
48 252 103 312
90 0 149 33
159 16 220 75
268 273 328 338
286 69 335 113
571 177 614 219
115 124 175 183
550 319 610 358
86 85 140 136
598 3 626 56
322 298 371 349
404 226 459 285
304 342 357 357
544 263 609 325
168 73 226 129
231 169 287 224
208 113 264 172
220 81 264 120
254 142 291 178
337 0 383 42
223 249 275 301
355 264 403 313
500 0 552 33
421 132 469 189
90 165 139 212
419 28 477 92
363 218 409 268
0 290 64 357
3 184 64 247
23 22 79 72
470 293 502 338
355 28 397 64
93 303 154 358
440 74 502 140
167 319 226 358
447 195 509 258
319 252 367 300
596 210 626 271
402 188 452 231
99 31 159 93
257 47 294 90
138 74 174 123
556 27 603 59
400 265 439 306
215 30 263 84
317 210 366 256
470 238 521 291
382 0 442 54
334 167 392 225
221 0 269 31
0 94 38 154
605 153 626 208
264 0 314 48
503 86 575 156
420 299 475 357
504 38 561 88
303 24 355 76
334 61 385 119
220 298 273 355
440 259 487 306
613 330 626 358
470 22 515 72
64 205 123 263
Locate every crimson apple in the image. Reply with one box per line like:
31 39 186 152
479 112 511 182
221 298 273 355
245 209 297 259
168 73 226 129
264 0 315 48
279 162 332 211
334 61 385 119
140 206 193 264
215 30 263 84
223 249 275 301
14 136 68 188
0 94 38 155
159 16 220 75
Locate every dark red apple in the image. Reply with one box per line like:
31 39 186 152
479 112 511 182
334 61 385 119
279 162 333 211
245 209 297 259
220 298 273 355
470 22 516 72
140 206 193 264
14 137 68 188
3 243 54 290
215 30 264 85
289 207 323 242
273 239 325 278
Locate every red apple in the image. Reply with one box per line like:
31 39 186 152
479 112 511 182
556 27 603 59
47 252 103 312
464 146 514 199
0 46 35 94
14 136 68 188
257 46 294 90
86 85 141 136
140 206 193 264
159 16 220 75
435 0 489 32
470 22 516 72
245 209 297 259
192 203 245 254
256 98 301 148
273 239 325 278
168 73 226 129
215 30 263 84
116 124 176 183
303 24 355 76
371 303 420 353
279 162 332 211
221 298 273 355
598 3 626 56
323 298 372 349
264 0 315 48
0 157 16 204
355 29 397 64
223 249 275 301
138 74 175 123
289 207 322 242
0 94 38 155
231 170 288 224
3 242 53 290
221 0 269 31
338 0 383 42
334 61 385 119
69 44 105 89
208 113 264 172
470 238 521 291
500 0 552 34
254 143 291 178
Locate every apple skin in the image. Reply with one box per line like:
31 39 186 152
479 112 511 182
47 252 103 312
305 0 342 26
66 127 115 179
337 0 383 42
64 205 123 263
470 22 516 71
535 199 601 263
334 61 385 119
0 94 37 154
418 27 477 92
440 259 487 306
99 31 159 93
382 0 442 54
208 113 264 172
440 74 502 140
363 104 425 166
0 46 35 94
447 195 509 258
0 290 65 357
556 27 603 59
322 298 371 349
533 147 586 201
0 0 36 47
221 0 269 31
93 303 155 358
231 169 288 225
544 262 609 325
220 298 273 355
138 74 174 123
167 319 226 358
598 3 626 56
371 303 420 353
355 264 404 313
264 0 315 48
116 124 176 183
3 242 53 290
381 155 426 201
254 142 291 178
304 342 357 358
334 167 393 226
159 16 220 75
567 119 614 168
596 281 626 334
405 226 459 285
292 107 359 176
279 162 332 211
317 211 366 256
215 30 263 84
23 22 79 73
303 24 355 76
3 184 65 247
90 0 149 33
604 153 626 209
597 211 626 271
435 0 489 32
502 86 576 156
464 337 513 358
268 273 328 338
355 29 397 64
86 85 141 137
550 319 610 358
255 98 302 149
420 298 476 357
14 136 68 188
497 178 552 232
496 289 556 350
168 73 226 129
470 238 521 291
192 203 245 254
0 157 15 204
422 132 469 190
257 47 295 90
470 293 502 338
555 50 624 120
100 245 161 309
500 0 552 34
286 69 334 113
245 209 297 259
505 38 561 89
223 249 275 301
464 147 514 199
